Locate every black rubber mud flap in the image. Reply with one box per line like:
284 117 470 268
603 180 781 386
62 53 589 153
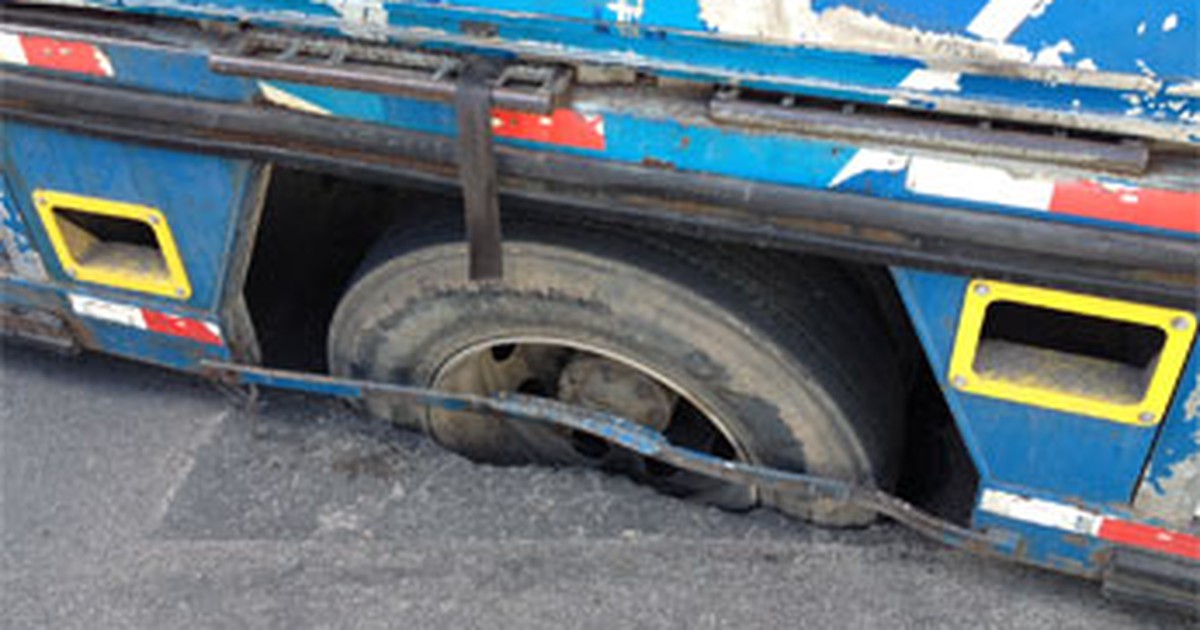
455 57 504 281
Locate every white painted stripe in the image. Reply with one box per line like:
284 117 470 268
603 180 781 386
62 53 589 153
828 0 1047 187
905 157 1055 210
259 82 331 116
967 0 1054 42
69 294 147 329
0 33 28 66
897 69 962 93
828 150 909 188
93 46 115 77
980 489 1102 535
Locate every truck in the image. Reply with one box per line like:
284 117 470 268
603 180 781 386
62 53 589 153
1 0 1197 615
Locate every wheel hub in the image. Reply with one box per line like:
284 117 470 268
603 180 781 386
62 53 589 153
427 340 754 510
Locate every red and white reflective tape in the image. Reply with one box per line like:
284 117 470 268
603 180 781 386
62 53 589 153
491 108 607 151
980 489 1200 561
905 158 1199 235
69 294 223 347
0 32 113 77
257 80 607 151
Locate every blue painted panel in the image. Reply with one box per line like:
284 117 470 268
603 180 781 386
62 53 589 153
1 122 255 313
890 267 1159 504
257 80 1193 238
1134 346 1200 521
103 44 255 102
1 275 231 369
269 80 859 188
1010 2 1197 80
51 0 1199 135
78 311 232 369
972 488 1108 577
239 370 364 398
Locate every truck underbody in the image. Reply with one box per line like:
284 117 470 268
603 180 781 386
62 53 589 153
2 0 1197 615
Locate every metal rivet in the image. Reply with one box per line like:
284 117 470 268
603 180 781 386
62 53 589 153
1138 411 1155 424
974 283 990 297
1171 317 1190 331
148 215 160 225
174 288 185 297
34 196 47 207
952 375 968 388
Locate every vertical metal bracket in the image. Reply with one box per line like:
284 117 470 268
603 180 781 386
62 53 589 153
456 57 505 281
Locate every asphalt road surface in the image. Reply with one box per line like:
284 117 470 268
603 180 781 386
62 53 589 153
1 342 1190 629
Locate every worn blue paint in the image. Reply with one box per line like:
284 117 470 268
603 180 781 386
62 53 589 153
262 81 387 121
972 484 1110 578
1010 2 1197 80
238 371 365 398
0 275 65 312
836 159 1192 240
581 411 664 456
53 0 1200 135
80 309 232 368
1 122 256 312
889 267 1160 505
0 171 48 280
0 184 29 250
255 78 1195 238
1135 344 1200 517
269 79 859 188
103 43 256 102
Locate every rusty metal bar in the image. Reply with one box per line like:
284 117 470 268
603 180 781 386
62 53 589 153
210 31 572 114
710 89 1151 175
203 360 1016 555
456 57 505 280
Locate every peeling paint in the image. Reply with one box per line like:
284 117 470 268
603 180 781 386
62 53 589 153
0 188 49 281
1133 375 1200 528
1186 378 1200 422
323 0 388 38
828 149 907 187
1032 39 1074 67
898 68 962 92
1166 81 1200 98
606 0 645 24
698 0 1036 65
1162 13 1179 33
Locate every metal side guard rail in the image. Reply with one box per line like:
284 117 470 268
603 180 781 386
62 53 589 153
202 360 1016 555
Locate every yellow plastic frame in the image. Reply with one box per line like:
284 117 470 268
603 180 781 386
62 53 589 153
949 279 1196 427
33 189 192 300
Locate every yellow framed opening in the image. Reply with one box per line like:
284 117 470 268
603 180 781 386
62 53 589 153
948 279 1195 427
33 189 192 300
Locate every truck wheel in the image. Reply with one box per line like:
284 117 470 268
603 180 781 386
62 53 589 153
327 217 903 526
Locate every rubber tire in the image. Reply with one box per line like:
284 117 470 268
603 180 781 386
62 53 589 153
328 216 904 526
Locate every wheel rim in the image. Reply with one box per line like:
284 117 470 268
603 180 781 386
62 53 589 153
428 337 756 510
